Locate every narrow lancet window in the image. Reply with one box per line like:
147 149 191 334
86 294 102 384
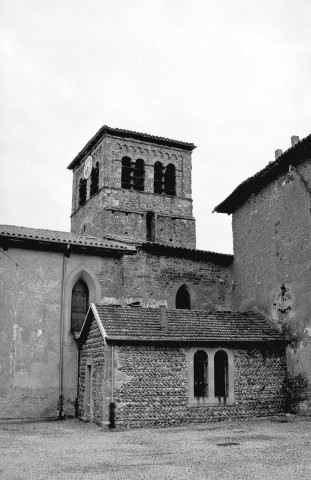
194 350 208 398
176 284 191 309
79 178 87 206
154 161 164 193
71 279 89 332
164 164 176 195
146 211 155 242
90 162 99 197
214 350 229 400
133 159 145 191
121 157 132 189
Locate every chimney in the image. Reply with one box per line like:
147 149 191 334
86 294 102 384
275 149 283 160
291 135 299 147
159 305 168 332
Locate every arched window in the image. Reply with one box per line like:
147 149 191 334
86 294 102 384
214 350 229 400
71 279 89 332
146 211 155 242
176 284 191 309
154 161 164 194
164 164 176 196
90 162 99 197
79 178 87 206
194 350 208 398
121 157 132 189
133 159 145 191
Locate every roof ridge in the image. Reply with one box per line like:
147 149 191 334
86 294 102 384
214 133 311 214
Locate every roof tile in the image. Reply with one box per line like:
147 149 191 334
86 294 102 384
214 133 311 214
93 305 285 343
0 225 136 253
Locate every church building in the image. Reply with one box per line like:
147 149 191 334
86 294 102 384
0 126 310 425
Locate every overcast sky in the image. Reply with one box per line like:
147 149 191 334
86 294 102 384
1 0 310 253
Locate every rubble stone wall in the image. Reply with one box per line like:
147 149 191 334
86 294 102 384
121 250 233 310
77 318 288 429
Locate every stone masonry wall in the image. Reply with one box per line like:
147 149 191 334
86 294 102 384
70 135 196 248
121 250 232 310
232 159 311 413
78 319 106 425
112 344 287 429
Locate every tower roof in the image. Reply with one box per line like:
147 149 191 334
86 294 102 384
67 125 196 170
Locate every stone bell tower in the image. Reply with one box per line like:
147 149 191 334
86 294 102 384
67 125 197 248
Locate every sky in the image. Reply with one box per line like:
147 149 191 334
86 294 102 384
1 0 310 253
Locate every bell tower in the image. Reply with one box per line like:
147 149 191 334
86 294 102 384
67 126 197 249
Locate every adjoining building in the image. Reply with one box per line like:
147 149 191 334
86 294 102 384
77 304 287 428
215 133 311 413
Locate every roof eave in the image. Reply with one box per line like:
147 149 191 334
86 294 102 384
214 133 311 215
105 336 287 344
67 125 197 170
0 234 136 256
140 242 234 264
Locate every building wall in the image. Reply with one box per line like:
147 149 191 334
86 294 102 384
231 160 311 413
77 319 107 425
77 318 287 429
70 135 196 248
0 246 122 420
121 249 233 310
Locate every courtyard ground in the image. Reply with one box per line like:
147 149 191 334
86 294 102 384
0 416 310 480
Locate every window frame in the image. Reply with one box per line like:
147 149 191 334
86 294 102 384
188 347 234 406
176 284 191 309
71 279 89 332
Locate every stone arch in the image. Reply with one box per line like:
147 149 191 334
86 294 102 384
173 283 197 310
176 284 192 309
64 266 101 338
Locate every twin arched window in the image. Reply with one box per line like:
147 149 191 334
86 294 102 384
120 158 175 195
194 350 208 398
193 350 229 401
154 162 176 195
78 162 99 207
121 157 145 191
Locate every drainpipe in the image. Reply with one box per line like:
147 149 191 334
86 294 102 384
58 244 69 419
109 345 115 428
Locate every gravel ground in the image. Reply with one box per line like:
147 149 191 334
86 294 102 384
0 416 310 480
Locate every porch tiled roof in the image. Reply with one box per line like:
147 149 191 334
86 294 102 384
93 305 285 343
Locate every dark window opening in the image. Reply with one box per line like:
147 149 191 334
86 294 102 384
146 211 155 242
214 350 228 399
176 284 191 309
90 162 99 197
79 178 87 206
133 159 145 191
71 279 89 332
194 350 208 398
121 157 132 189
164 164 176 195
154 161 164 193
